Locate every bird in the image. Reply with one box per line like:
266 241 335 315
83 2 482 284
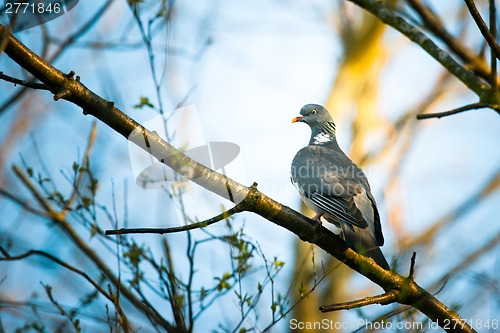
291 104 390 270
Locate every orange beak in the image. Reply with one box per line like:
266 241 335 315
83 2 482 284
291 116 303 123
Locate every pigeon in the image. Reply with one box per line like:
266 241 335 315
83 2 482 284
291 104 390 270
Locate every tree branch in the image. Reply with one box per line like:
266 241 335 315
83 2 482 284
0 0 115 115
416 102 493 119
0 71 49 89
105 200 244 235
320 290 398 312
0 24 478 333
0 247 130 330
406 0 494 84
489 0 497 90
320 253 418 313
347 0 488 96
463 0 500 60
9 164 175 332
63 121 97 215
408 252 417 279
0 186 51 217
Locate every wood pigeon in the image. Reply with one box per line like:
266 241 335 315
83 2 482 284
291 104 390 270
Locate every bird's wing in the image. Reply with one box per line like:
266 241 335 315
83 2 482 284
308 191 368 228
292 145 377 231
320 146 384 246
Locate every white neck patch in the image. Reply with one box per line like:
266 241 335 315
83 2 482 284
313 132 333 144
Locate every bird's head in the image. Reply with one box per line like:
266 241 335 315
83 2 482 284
292 104 333 126
292 104 337 144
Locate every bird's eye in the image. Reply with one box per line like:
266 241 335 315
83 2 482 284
311 109 317 115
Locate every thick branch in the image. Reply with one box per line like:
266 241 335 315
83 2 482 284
0 25 477 333
0 0 115 115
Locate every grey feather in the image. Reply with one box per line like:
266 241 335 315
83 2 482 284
291 104 389 269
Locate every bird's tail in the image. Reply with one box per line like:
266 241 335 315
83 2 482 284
341 224 390 270
360 246 390 270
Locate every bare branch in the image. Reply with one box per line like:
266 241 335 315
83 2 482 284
9 164 175 331
416 102 493 119
0 71 49 89
105 203 243 235
63 121 98 215
0 186 51 217
464 0 500 60
320 290 398 312
0 247 131 332
406 0 494 84
0 0 115 114
1 248 102 305
319 253 416 314
489 0 497 90
347 0 487 96
408 252 417 279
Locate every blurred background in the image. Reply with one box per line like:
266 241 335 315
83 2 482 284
1 0 499 332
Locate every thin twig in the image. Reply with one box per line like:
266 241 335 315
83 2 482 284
10 164 174 331
0 247 110 299
489 0 497 90
0 72 49 90
0 246 130 331
129 2 166 115
12 165 59 215
105 203 243 235
63 121 98 215
319 290 398 312
348 0 487 95
406 0 494 83
463 0 500 60
408 252 417 279
0 187 51 217
416 102 491 119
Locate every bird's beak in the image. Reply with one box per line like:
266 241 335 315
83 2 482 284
291 116 303 123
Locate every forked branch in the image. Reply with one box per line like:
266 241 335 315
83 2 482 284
320 252 418 313
463 0 500 60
